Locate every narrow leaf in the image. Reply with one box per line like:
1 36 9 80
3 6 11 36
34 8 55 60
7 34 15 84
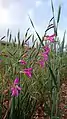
57 5 61 24
61 30 66 54
25 34 32 43
29 16 44 46
49 17 54 23
0 36 5 41
25 28 30 38
48 65 57 87
51 0 54 14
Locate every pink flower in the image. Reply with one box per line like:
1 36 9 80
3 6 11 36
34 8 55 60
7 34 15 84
14 77 19 85
11 87 18 96
11 86 21 97
39 60 45 68
19 60 26 65
42 52 48 61
11 78 21 97
44 45 50 54
23 68 32 78
45 34 56 42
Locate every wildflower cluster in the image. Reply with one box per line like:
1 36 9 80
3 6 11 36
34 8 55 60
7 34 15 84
39 34 56 67
11 60 32 96
11 34 56 96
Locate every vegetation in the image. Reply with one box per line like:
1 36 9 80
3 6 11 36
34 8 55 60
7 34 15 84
0 0 67 119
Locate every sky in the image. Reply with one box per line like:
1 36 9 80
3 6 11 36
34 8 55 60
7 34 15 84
0 0 67 44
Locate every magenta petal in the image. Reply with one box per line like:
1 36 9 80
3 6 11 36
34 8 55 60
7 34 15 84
26 72 31 78
24 71 32 78
49 37 54 42
26 72 32 78
42 53 48 61
16 86 21 91
46 34 56 42
23 68 32 78
14 78 19 85
11 88 19 97
44 45 50 54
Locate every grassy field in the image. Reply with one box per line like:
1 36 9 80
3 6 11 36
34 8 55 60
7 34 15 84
0 1 67 119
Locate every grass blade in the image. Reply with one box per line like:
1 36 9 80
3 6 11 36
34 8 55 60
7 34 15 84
57 5 61 25
61 30 66 54
0 36 5 41
29 16 44 46
25 28 30 38
48 65 57 87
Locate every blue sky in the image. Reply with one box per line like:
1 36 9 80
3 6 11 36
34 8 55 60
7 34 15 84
0 0 67 43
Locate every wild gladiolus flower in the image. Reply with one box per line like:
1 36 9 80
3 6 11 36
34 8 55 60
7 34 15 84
44 45 50 54
45 34 56 42
42 52 48 61
19 59 26 65
11 78 21 97
14 77 19 85
38 46 50 67
23 68 32 78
